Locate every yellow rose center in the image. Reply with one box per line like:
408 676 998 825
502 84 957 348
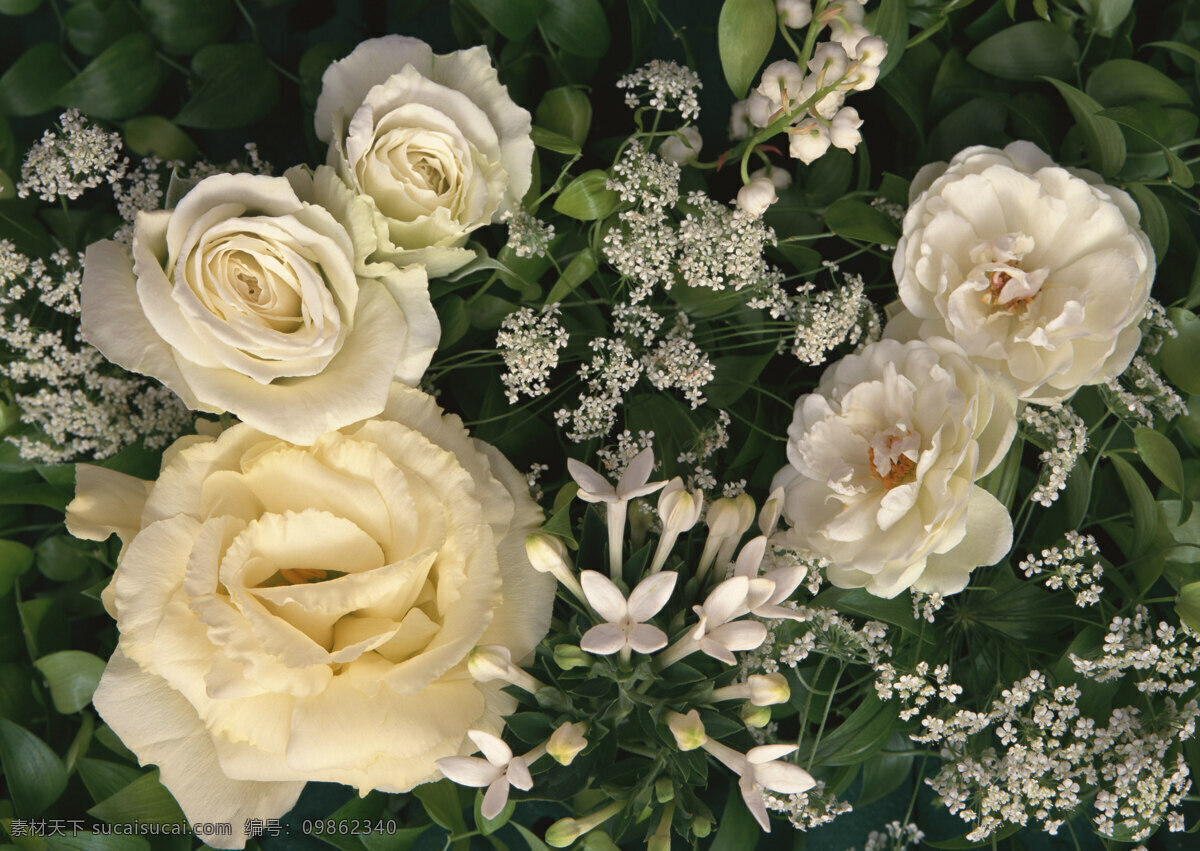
867 430 917 489
981 264 1037 315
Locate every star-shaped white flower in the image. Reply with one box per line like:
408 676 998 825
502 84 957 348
569 448 666 577
702 740 816 832
436 730 533 819
691 576 768 664
733 536 806 621
580 570 677 655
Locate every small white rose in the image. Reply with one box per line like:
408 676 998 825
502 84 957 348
772 337 1018 598
315 36 534 278
890 141 1155 403
70 385 555 849
81 169 438 445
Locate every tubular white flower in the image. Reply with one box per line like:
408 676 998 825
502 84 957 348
658 576 767 667
890 141 1154 403
772 337 1018 598
468 645 546 694
546 721 588 766
579 570 677 657
568 447 666 578
314 36 533 277
711 673 791 706
524 533 586 601
436 730 534 820
733 536 806 621
700 741 816 831
667 709 708 751
758 486 786 537
650 477 704 574
696 494 754 583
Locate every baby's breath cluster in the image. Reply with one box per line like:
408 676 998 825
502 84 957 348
676 409 732 491
16 110 126 203
502 209 556 258
875 661 961 720
617 60 702 121
553 337 641 441
850 821 924 851
1101 355 1187 427
763 781 853 830
1071 605 1200 693
1019 531 1104 607
1019 403 1088 506
497 304 569 403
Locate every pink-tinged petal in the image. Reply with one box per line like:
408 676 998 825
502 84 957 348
626 571 678 622
506 757 533 791
467 729 513 768
627 623 668 654
436 756 501 787
711 621 769 652
747 744 797 763
567 459 615 501
740 775 772 832
753 761 816 794
703 576 750 626
733 536 768 578
481 778 510 820
616 447 655 494
699 637 737 666
580 570 628 622
580 623 626 655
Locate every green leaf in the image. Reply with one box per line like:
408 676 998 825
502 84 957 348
175 43 280 128
0 43 75 116
439 294 469 348
553 170 618 220
87 769 186 825
545 246 596 304
1135 427 1186 496
1126 184 1169 261
1160 308 1200 395
413 779 468 835
33 650 106 714
65 0 142 56
77 757 143 804
55 33 163 120
1087 59 1191 108
142 0 233 54
0 0 40 12
967 21 1078 81
1177 581 1200 632
469 0 544 40
298 41 349 107
45 831 150 851
1146 40 1200 67
978 436 1022 511
0 717 67 815
1042 77 1126 177
539 0 610 59
36 535 94 582
123 115 197 161
0 539 32 596
873 0 908 80
530 125 580 155
717 0 776 98
824 198 900 246
1099 106 1194 188
858 733 912 806
1076 0 1133 37
513 823 552 851
1110 453 1157 558
535 87 591 148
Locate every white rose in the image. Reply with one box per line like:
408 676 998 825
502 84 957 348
315 36 534 278
772 337 1018 598
66 384 555 850
82 168 439 445
891 141 1154 403
660 126 703 165
737 177 779 217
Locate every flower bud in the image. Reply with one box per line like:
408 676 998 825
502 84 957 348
748 673 791 706
756 60 805 107
648 834 671 851
467 645 515 682
746 91 775 128
741 702 772 728
758 485 785 537
829 107 864 153
667 709 708 751
776 0 812 28
658 477 704 534
853 35 888 69
545 818 583 848
655 777 675 803
553 643 591 670
706 498 743 539
525 533 585 601
660 126 703 165
750 166 792 193
737 178 778 218
691 815 713 838
547 721 588 766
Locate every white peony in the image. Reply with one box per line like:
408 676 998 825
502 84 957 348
772 337 1018 598
66 385 555 849
81 168 439 445
315 36 534 278
890 141 1154 403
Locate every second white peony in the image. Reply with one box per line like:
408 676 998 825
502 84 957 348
772 337 1017 598
890 141 1154 403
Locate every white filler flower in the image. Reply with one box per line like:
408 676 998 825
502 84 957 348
890 141 1154 403
772 337 1018 598
315 36 533 277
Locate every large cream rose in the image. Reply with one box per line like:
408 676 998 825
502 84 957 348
890 141 1154 404
314 36 534 277
82 168 439 445
66 385 555 849
772 338 1017 598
